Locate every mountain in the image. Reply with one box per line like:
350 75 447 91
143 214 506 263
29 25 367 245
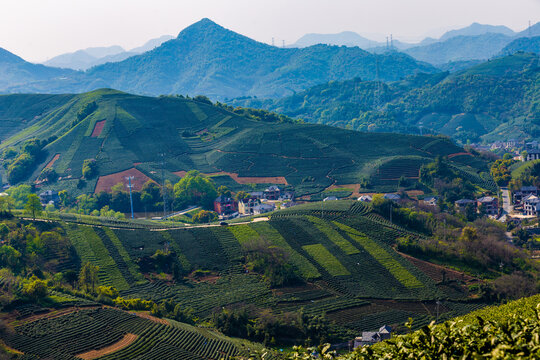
42 36 174 71
0 47 76 89
500 36 540 55
230 53 540 144
0 88 489 196
0 19 436 98
439 22 515 41
516 21 540 38
44 45 125 70
292 31 382 48
129 34 175 53
404 33 513 65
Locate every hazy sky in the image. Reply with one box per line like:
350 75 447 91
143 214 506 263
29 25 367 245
1 0 538 62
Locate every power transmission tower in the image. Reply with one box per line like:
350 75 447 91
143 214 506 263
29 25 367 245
272 37 275 46
529 20 532 37
282 40 285 48
126 176 134 219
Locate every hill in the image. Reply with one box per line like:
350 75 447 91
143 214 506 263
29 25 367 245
0 47 76 90
0 18 436 98
500 36 540 55
231 53 540 144
403 33 514 65
0 89 492 196
439 22 515 41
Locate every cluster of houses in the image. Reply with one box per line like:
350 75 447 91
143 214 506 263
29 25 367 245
455 196 499 216
213 186 296 218
471 140 540 162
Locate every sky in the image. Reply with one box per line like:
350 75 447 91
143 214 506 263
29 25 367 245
0 0 538 62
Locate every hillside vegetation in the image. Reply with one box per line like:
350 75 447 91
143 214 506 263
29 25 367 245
0 89 491 197
232 53 540 143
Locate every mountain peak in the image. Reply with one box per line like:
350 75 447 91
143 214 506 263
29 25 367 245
177 18 224 38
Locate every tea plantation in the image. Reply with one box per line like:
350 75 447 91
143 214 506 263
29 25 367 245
0 200 490 360
0 90 492 196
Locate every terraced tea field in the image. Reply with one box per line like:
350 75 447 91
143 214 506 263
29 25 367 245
2 307 261 360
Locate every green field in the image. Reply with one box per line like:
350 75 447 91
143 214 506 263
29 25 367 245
0 90 491 195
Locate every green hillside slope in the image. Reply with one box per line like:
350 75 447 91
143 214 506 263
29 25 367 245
0 89 490 196
232 53 539 143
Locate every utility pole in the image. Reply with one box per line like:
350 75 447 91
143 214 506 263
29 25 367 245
160 153 167 219
389 202 393 223
436 300 441 323
126 176 134 219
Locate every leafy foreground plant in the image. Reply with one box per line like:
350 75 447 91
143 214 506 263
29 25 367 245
250 295 540 360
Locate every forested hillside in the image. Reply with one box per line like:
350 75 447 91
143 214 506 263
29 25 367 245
232 53 540 143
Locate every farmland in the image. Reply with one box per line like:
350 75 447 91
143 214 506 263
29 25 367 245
0 90 492 197
1 201 487 354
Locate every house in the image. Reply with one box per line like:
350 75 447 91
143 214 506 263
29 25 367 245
526 149 540 161
249 191 264 199
280 201 297 209
238 198 261 215
353 325 392 348
213 195 236 215
477 196 499 216
513 186 538 204
455 199 476 213
422 196 438 206
523 194 540 216
253 203 275 215
264 186 281 200
358 195 372 202
39 190 60 206
383 193 401 202
323 196 338 201
279 191 295 201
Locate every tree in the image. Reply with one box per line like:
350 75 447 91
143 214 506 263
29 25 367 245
0 195 14 212
82 159 97 179
0 223 9 240
58 190 71 207
217 185 231 198
6 184 32 208
79 262 99 293
24 194 42 220
22 276 48 300
76 194 98 214
173 171 217 209
0 245 21 271
141 181 161 210
235 191 250 202
192 210 218 223
460 226 478 242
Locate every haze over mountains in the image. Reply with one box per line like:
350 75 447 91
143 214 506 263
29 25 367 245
43 35 174 70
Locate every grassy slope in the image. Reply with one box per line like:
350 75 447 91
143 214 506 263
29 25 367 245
0 89 490 195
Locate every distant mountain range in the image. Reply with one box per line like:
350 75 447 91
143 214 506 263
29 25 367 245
229 53 540 143
0 18 435 98
43 35 174 70
292 21 540 67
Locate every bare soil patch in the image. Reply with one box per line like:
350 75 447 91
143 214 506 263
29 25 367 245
134 311 169 325
448 152 473 159
90 120 106 138
44 154 60 169
76 333 137 360
95 168 153 193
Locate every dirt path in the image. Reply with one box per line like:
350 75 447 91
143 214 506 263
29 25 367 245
76 333 138 360
135 311 169 325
